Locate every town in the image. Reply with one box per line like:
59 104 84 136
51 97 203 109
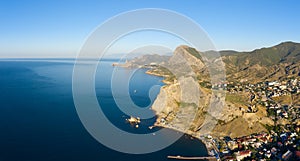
200 78 300 160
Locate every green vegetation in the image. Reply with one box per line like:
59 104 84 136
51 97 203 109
149 66 176 82
266 108 275 117
156 66 173 75
261 123 273 132
187 47 202 60
199 81 212 88
225 93 248 105
217 119 226 125
273 95 292 105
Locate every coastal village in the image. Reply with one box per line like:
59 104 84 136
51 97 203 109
125 61 300 160
201 78 300 160
120 43 300 160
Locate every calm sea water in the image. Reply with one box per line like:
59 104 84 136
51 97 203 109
0 59 207 161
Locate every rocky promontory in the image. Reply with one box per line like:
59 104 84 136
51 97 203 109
125 42 300 138
145 45 274 138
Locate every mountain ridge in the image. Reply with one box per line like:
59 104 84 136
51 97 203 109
126 41 300 83
141 41 300 138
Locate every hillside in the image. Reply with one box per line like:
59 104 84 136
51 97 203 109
221 41 300 82
128 41 300 83
128 41 300 138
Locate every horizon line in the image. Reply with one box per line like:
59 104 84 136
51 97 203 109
0 40 298 59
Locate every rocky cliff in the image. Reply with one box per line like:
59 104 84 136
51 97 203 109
150 45 275 138
128 42 300 138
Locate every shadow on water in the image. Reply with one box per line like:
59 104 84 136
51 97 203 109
0 60 208 161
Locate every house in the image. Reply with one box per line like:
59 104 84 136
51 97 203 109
295 151 300 160
259 137 268 144
265 150 271 158
227 141 238 150
282 111 288 118
268 81 277 86
271 147 277 155
280 85 287 90
149 62 158 67
282 150 292 160
235 150 251 161
222 155 235 161
253 142 262 148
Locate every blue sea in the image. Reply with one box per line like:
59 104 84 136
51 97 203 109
0 59 207 161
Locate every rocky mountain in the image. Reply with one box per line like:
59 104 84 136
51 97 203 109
129 41 300 138
130 42 300 83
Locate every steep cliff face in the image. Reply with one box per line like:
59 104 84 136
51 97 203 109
125 42 299 137
152 76 205 132
128 42 300 137
150 45 272 138
151 45 205 132
152 82 180 116
151 46 213 134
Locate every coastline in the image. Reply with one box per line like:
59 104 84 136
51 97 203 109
154 113 219 159
145 68 217 158
112 62 217 158
145 68 199 136
145 70 173 85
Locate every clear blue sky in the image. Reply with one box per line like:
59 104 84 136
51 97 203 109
0 0 299 57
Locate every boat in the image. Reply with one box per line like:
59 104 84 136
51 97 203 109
126 116 141 124
149 125 155 129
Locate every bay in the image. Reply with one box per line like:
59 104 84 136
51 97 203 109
0 59 208 161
